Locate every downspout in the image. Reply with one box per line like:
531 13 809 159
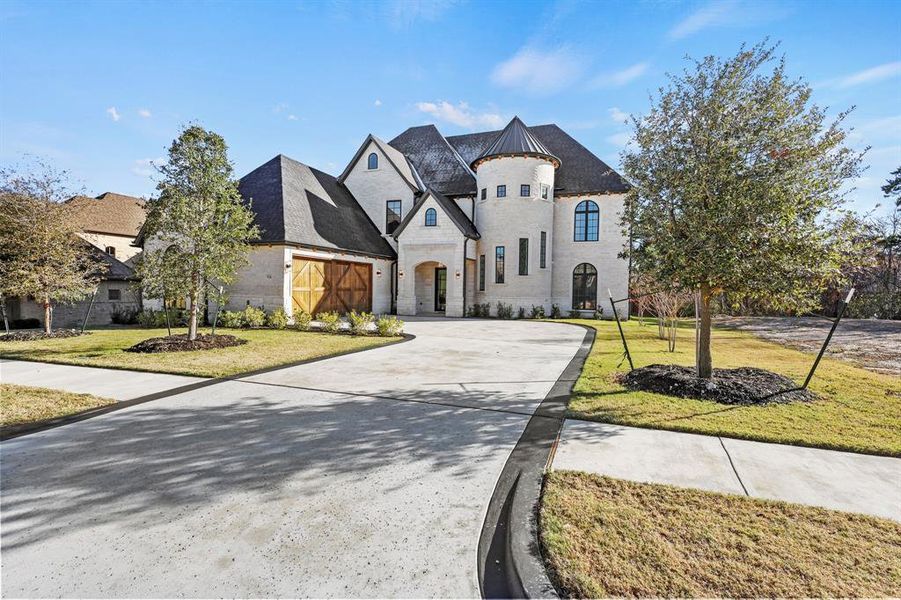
462 237 468 316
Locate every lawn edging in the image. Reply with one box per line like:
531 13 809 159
478 322 596 599
0 333 414 441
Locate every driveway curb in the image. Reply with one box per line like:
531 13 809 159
1 333 414 441
478 323 595 599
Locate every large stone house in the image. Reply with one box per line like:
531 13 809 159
226 116 630 319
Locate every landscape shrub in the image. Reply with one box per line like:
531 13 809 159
110 306 140 325
293 310 313 331
137 309 167 328
550 304 562 319
317 311 341 333
348 310 374 335
594 307 605 320
266 307 288 329
568 310 581 319
517 306 526 319
467 303 491 317
376 315 404 337
218 310 244 329
529 305 546 319
496 302 514 319
241 305 266 328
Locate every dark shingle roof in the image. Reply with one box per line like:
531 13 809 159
392 188 479 240
388 125 476 197
67 192 146 237
472 116 560 168
239 155 395 259
80 240 135 281
391 123 630 197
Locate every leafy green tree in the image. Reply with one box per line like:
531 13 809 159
622 42 864 378
137 126 259 340
0 163 105 333
882 166 901 208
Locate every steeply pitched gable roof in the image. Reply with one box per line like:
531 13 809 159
338 134 421 192
388 125 476 197
239 155 395 259
78 239 136 281
472 116 560 169
392 188 479 240
66 192 146 237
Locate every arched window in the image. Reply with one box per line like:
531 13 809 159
572 263 597 310
574 200 599 241
424 207 437 226
367 152 378 169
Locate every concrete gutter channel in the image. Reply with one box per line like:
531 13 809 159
0 333 415 441
479 325 596 599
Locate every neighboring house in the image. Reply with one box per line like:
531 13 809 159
4 192 146 329
228 116 630 319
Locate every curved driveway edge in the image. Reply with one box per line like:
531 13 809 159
479 324 595 599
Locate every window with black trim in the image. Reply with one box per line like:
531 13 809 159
520 184 530 197
479 255 486 291
574 200 599 241
367 153 378 169
541 184 549 199
481 188 487 200
386 200 401 233
540 231 547 268
518 238 529 275
105 246 116 257
497 185 506 198
495 246 505 283
424 207 437 226
108 288 121 301
572 263 598 310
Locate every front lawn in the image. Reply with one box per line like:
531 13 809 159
564 319 901 456
541 471 901 598
0 327 400 378
1 383 115 429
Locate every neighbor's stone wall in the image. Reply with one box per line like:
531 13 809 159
78 232 142 263
12 281 141 329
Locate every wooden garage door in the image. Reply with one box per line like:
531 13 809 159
292 258 372 315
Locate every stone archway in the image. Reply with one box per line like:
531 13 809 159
412 260 447 315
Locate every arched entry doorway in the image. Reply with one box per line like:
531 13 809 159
413 261 447 314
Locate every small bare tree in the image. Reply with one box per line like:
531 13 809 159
648 287 693 352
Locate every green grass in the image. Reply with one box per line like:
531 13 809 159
541 471 901 599
0 327 399 378
561 319 901 456
1 383 115 429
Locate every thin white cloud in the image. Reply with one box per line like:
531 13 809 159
415 101 504 129
491 47 584 95
837 61 901 88
606 132 632 148
667 0 789 40
374 99 383 107
287 114 299 121
131 157 163 178
138 108 152 118
385 0 459 29
591 62 649 88
106 107 121 122
608 107 630 124
272 102 289 114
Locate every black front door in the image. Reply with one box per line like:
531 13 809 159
434 267 447 312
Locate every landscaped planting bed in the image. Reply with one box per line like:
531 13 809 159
541 471 901 599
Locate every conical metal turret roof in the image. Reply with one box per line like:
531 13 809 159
471 116 561 169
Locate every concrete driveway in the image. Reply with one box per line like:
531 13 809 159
1 318 585 598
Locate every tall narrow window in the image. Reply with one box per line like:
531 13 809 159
105 246 116 257
520 184 530 197
572 263 598 310
367 152 378 169
424 207 437 226
481 188 487 200
539 231 547 268
497 185 506 198
495 246 505 283
386 200 402 234
479 255 486 291
541 184 549 199
574 200 599 241
518 238 529 276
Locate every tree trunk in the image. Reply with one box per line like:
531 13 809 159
43 297 52 334
188 277 200 341
697 284 713 379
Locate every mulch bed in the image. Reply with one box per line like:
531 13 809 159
620 364 816 405
126 333 247 353
0 329 89 342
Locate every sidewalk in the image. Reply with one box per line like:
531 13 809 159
1 359 206 401
553 419 901 521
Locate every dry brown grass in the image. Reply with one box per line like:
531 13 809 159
1 383 115 428
541 471 901 598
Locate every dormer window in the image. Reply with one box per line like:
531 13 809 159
105 246 116 257
497 185 506 198
367 152 378 170
520 184 530 197
424 208 437 226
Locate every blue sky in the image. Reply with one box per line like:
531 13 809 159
1 0 899 215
